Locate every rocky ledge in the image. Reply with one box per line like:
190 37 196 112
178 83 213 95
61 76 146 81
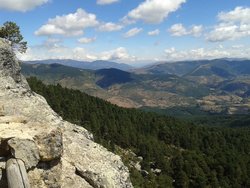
0 39 132 188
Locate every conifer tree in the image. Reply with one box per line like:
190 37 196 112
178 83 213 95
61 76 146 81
0 21 27 53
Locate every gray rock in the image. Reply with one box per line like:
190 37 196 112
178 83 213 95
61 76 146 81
0 105 4 116
0 168 7 188
8 138 40 169
6 158 30 188
0 39 30 91
0 38 133 188
34 129 63 161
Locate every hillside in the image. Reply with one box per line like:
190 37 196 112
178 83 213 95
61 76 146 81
27 77 250 188
22 63 212 109
25 59 133 71
136 60 208 76
140 59 250 77
96 68 134 88
21 62 250 115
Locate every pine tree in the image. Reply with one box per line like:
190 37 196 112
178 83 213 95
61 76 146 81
0 21 27 53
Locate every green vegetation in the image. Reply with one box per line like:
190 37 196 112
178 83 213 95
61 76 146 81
0 21 27 53
141 106 210 117
141 107 250 128
95 68 133 88
28 77 250 188
21 63 212 110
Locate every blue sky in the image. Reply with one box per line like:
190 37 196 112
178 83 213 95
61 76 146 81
0 0 250 65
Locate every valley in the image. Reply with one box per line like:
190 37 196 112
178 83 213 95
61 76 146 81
21 59 250 115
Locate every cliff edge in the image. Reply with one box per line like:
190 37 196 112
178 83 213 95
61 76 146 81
0 39 133 188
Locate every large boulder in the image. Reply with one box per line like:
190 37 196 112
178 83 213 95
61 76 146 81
34 129 63 161
0 38 133 188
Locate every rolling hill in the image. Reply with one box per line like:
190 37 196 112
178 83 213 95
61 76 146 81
21 59 250 115
25 59 134 71
96 68 134 88
139 59 250 77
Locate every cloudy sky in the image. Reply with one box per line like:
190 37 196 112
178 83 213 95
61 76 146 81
0 0 250 65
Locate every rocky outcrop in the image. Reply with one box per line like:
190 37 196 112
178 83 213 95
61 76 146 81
0 38 133 188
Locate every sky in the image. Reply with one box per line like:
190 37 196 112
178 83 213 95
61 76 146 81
0 0 250 66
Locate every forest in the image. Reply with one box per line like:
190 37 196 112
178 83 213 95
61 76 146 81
27 77 250 188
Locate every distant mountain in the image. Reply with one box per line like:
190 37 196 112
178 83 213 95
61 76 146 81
96 68 134 88
24 59 134 71
137 60 208 76
139 59 250 77
21 63 210 109
21 61 250 115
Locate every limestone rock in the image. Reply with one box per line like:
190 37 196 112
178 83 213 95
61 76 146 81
6 158 30 188
0 104 4 116
62 122 132 188
8 138 40 169
34 129 63 161
30 159 62 188
0 38 29 91
0 161 7 187
0 38 133 187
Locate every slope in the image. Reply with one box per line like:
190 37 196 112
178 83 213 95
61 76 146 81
28 77 250 188
21 63 212 110
139 59 250 77
25 59 133 71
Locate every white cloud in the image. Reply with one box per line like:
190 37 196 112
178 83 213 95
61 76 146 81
207 7 250 42
18 45 96 61
98 22 123 32
35 24 66 36
97 0 119 5
232 44 244 49
35 8 99 36
165 47 176 54
0 0 48 12
78 37 96 44
100 47 136 61
18 43 136 62
123 27 143 38
169 23 203 37
164 46 250 61
218 6 250 24
125 0 186 24
42 38 63 48
148 29 160 36
190 25 203 37
168 24 187 36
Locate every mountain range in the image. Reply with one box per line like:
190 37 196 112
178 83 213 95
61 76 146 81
21 59 250 115
25 59 133 71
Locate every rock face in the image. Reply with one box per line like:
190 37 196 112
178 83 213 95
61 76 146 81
0 39 133 188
